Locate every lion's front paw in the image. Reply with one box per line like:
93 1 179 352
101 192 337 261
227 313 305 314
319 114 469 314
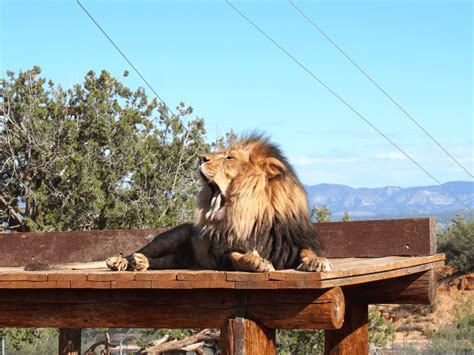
231 250 275 272
129 253 150 271
298 256 333 272
106 255 129 271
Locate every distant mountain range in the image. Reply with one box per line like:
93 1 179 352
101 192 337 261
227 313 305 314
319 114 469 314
304 181 474 224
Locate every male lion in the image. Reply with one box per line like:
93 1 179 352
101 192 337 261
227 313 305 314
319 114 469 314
106 134 332 272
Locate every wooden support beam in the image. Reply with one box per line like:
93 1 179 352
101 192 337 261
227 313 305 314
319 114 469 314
247 288 345 329
324 302 368 355
221 317 276 355
0 288 345 329
59 328 81 355
344 269 437 305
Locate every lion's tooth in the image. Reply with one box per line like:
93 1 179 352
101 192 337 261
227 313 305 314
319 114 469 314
211 193 222 219
215 193 222 209
206 191 221 220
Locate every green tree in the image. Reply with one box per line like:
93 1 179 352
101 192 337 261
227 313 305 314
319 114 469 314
311 205 332 222
277 329 324 354
0 67 208 232
342 211 350 221
437 216 474 273
368 307 395 348
0 328 58 353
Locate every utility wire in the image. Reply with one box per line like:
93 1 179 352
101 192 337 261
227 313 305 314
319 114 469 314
76 0 174 116
289 0 473 179
225 0 472 211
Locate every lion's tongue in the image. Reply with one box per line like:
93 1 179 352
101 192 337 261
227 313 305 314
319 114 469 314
206 191 222 220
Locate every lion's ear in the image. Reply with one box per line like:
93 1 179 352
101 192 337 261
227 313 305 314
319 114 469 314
261 157 287 179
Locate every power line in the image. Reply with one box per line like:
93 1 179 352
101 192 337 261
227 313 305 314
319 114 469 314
289 0 473 179
225 0 472 211
76 0 174 116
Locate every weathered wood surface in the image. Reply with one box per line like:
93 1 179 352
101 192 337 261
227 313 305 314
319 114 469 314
317 218 436 257
0 228 163 267
0 288 344 329
0 255 444 289
324 302 369 355
0 218 436 266
345 269 437 305
221 318 276 355
59 328 81 355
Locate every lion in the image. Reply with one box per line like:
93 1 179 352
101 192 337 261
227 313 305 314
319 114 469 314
106 134 332 273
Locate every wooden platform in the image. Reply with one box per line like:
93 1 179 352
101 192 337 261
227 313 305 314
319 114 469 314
0 218 444 354
0 254 444 289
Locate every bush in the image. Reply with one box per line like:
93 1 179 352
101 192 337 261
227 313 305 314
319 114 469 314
430 300 473 353
369 306 396 348
277 329 324 354
0 328 58 354
437 216 474 273
277 307 395 353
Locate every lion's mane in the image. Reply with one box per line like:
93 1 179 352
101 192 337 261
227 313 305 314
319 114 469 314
194 134 321 270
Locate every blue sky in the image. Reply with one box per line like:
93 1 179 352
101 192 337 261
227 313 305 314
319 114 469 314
1 0 472 188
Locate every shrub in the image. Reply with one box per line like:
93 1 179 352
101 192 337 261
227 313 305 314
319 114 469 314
430 300 473 353
369 306 396 348
437 216 474 273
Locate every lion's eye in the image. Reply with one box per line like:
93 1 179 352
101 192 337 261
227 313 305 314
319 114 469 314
226 156 235 160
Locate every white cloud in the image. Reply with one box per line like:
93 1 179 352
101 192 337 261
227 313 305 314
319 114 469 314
290 156 319 166
375 151 407 160
289 155 363 166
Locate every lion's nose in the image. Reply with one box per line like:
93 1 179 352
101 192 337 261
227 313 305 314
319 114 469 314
199 154 211 163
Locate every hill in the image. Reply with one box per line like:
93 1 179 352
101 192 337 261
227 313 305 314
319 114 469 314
304 181 474 224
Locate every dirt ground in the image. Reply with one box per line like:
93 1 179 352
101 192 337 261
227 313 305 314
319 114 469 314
376 266 473 351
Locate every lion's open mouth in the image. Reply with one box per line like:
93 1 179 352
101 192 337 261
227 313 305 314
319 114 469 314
200 171 225 220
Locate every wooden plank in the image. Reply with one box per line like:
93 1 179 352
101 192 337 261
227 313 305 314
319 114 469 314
318 261 443 288
269 254 444 281
87 272 135 282
177 270 227 281
134 271 177 281
0 288 345 329
151 280 235 289
0 272 48 281
0 257 443 289
316 218 436 257
0 281 70 288
59 328 82 355
48 273 87 281
221 317 276 355
325 302 368 355
234 261 442 289
226 272 270 282
0 228 164 267
0 218 436 267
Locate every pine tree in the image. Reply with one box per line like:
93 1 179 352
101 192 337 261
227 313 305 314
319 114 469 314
0 67 208 231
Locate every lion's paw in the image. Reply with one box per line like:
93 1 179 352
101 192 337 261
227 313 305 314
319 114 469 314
129 253 150 271
240 250 275 273
106 255 129 271
298 256 333 272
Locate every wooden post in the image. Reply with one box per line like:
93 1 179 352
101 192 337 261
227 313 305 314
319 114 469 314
221 317 276 355
324 303 368 355
59 328 81 355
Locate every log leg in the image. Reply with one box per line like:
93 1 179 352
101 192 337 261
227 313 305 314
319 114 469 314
221 317 276 355
324 302 368 355
59 328 82 355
